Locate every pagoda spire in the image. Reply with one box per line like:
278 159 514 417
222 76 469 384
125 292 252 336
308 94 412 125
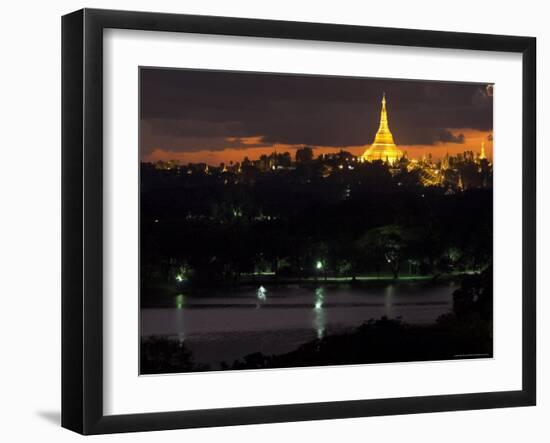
373 92 396 146
361 93 402 165
480 141 486 160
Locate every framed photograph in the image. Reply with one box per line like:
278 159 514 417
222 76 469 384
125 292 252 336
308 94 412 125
62 8 536 434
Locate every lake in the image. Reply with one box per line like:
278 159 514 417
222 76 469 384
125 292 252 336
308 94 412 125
141 282 457 369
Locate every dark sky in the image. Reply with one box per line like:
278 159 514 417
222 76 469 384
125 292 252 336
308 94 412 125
140 68 493 163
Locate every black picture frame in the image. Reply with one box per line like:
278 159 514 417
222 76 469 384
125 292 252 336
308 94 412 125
62 8 536 435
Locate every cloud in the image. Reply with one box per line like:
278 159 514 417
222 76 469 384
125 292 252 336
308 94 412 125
140 68 493 156
148 118 246 138
435 129 465 144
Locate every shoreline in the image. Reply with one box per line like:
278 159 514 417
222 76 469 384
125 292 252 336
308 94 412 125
140 273 463 308
140 313 492 375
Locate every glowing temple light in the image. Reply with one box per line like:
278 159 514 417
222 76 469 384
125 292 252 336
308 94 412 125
316 261 323 270
361 93 404 165
480 141 487 160
175 274 184 282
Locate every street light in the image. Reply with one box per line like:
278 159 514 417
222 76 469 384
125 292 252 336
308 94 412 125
316 260 327 281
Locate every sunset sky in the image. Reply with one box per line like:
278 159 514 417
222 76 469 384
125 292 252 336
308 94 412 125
140 68 493 165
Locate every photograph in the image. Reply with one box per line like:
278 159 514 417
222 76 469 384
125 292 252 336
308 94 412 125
139 68 494 375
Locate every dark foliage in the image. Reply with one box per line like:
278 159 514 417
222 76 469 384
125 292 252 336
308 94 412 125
140 159 492 296
141 337 209 374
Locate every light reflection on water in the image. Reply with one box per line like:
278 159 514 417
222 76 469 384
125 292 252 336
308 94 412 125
256 285 267 309
313 287 326 339
143 282 456 367
385 284 394 318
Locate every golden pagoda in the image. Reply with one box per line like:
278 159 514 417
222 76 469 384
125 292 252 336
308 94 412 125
479 141 487 160
362 93 403 165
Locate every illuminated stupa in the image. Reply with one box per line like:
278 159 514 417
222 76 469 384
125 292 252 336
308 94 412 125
362 93 403 165
480 141 487 160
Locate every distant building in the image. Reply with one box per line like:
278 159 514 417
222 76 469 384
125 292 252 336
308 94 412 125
296 146 314 163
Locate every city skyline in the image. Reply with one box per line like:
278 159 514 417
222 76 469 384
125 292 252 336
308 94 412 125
140 69 493 166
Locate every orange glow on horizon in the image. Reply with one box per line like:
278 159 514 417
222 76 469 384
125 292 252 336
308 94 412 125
143 128 493 166
402 129 493 161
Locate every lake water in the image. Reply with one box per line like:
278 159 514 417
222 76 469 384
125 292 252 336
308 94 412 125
141 282 457 368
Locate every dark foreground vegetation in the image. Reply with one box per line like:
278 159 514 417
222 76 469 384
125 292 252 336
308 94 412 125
140 268 492 374
141 155 492 302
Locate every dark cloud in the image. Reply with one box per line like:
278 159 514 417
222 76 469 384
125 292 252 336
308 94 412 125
436 129 465 144
140 68 493 155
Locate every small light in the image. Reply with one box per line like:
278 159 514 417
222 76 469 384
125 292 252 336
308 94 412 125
316 261 323 270
257 285 267 301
